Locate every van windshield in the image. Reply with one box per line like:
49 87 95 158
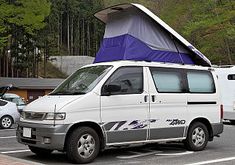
50 65 112 95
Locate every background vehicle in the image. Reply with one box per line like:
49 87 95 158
2 93 26 112
0 99 19 129
215 66 235 123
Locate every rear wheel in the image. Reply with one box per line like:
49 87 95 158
66 127 100 164
0 116 13 129
184 122 209 151
29 146 53 156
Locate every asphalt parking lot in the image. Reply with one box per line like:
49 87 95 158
0 122 235 165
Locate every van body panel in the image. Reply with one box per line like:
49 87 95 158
101 93 149 143
62 92 100 125
146 67 187 139
25 95 82 112
101 66 149 143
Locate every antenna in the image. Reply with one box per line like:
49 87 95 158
54 104 56 126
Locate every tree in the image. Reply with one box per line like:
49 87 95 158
0 0 51 77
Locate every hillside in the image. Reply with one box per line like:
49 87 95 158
104 0 235 65
38 61 67 78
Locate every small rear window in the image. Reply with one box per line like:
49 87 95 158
187 71 215 93
228 74 235 80
0 100 7 106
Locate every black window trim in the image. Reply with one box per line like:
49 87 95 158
101 66 144 96
0 99 8 106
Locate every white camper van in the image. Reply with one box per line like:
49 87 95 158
215 66 235 123
17 61 223 163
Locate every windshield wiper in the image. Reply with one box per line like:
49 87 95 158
49 91 71 95
70 92 86 95
49 91 86 95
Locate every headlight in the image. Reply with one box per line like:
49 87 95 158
44 112 66 120
20 112 66 120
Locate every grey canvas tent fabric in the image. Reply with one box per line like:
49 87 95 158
94 3 211 66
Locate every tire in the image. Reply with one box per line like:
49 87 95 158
66 127 100 164
0 116 13 129
29 146 53 156
184 122 209 151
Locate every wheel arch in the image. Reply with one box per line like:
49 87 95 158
64 121 105 151
187 118 213 141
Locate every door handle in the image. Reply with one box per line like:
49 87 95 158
151 95 155 102
144 95 148 102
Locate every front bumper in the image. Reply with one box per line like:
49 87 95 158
16 121 70 151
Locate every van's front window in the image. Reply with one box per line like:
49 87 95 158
50 65 112 95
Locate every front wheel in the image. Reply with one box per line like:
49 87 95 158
184 122 209 151
66 127 100 164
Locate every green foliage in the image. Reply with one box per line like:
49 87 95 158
38 61 67 78
43 0 104 57
0 0 51 77
156 0 235 64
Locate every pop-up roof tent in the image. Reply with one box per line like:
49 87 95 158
94 3 211 66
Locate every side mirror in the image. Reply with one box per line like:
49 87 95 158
103 84 121 96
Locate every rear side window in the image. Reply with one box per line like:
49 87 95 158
103 67 143 95
150 68 184 93
0 100 7 106
187 71 215 93
228 74 235 80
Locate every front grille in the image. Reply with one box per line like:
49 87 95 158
24 112 45 120
18 126 37 145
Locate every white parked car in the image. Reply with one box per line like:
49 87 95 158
0 99 20 129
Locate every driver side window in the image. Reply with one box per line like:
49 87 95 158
102 67 143 95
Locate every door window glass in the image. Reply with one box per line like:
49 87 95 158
187 71 215 93
228 74 235 80
150 68 184 93
103 67 143 95
0 100 7 106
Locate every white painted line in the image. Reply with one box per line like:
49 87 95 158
117 151 162 159
0 136 16 139
1 149 30 154
0 129 15 132
185 156 235 165
156 151 194 156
